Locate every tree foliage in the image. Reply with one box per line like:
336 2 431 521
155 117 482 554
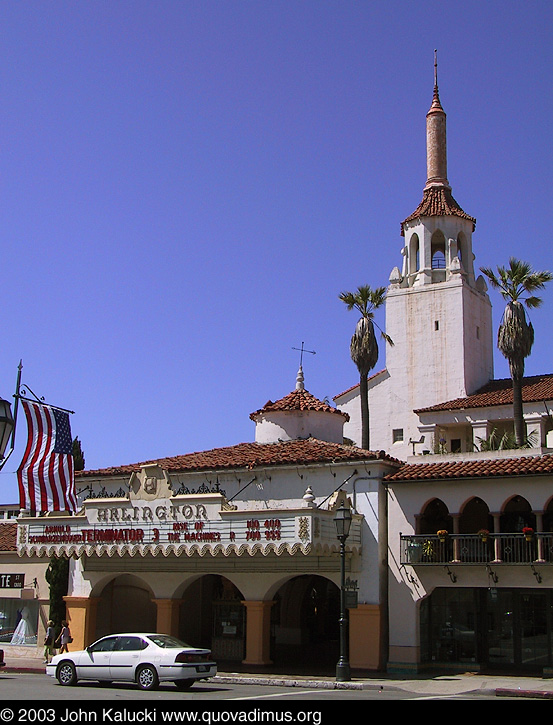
339 285 393 450
72 437 85 472
480 258 552 446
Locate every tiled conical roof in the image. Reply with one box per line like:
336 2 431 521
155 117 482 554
250 388 349 420
401 186 476 234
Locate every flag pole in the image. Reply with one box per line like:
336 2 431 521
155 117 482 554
16 381 75 415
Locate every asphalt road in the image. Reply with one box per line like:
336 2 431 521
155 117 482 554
0 672 506 706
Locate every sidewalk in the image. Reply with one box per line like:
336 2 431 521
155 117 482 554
2 651 553 699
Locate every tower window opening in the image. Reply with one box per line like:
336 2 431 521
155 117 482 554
431 249 446 269
434 320 440 331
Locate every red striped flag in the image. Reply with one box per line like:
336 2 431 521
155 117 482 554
17 400 77 513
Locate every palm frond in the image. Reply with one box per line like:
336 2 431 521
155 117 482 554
480 258 552 306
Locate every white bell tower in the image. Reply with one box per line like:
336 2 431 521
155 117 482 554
385 53 494 417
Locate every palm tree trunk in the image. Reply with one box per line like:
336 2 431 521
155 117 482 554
512 372 525 446
359 371 370 450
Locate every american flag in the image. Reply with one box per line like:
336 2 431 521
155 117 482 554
17 400 77 513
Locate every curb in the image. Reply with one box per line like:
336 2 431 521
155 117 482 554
214 675 365 690
496 688 553 699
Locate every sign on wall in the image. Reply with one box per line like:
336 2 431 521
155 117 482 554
0 573 24 588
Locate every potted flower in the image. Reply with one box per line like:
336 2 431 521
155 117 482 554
422 539 435 559
522 527 534 542
437 529 448 543
478 529 490 543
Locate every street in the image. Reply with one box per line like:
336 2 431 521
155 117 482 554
0 672 508 704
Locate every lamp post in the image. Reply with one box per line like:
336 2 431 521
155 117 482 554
0 361 22 472
334 500 352 682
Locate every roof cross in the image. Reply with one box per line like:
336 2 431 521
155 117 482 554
292 342 316 367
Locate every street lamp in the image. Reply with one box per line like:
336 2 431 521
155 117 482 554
0 397 14 465
0 361 22 472
334 499 352 682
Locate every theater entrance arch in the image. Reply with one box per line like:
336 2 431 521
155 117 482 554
94 574 157 640
178 575 246 662
271 575 340 670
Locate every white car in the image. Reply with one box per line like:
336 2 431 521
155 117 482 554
46 633 217 690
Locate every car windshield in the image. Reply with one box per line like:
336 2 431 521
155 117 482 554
147 634 192 649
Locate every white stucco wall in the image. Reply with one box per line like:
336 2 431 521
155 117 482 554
253 409 346 445
386 473 553 664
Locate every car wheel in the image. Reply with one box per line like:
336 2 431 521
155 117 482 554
56 661 77 686
174 679 194 690
136 665 159 691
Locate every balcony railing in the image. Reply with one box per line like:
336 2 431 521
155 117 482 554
400 533 553 566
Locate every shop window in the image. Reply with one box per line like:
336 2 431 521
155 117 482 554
421 588 478 664
0 600 39 645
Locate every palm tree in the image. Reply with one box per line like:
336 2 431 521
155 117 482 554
480 258 552 446
339 285 393 450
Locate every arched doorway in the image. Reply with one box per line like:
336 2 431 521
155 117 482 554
501 496 536 533
95 574 157 640
271 575 340 671
179 575 245 662
418 498 452 534
459 497 493 534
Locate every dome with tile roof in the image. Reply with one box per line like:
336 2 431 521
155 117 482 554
250 367 349 445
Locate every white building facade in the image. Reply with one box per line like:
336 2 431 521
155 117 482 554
15 375 400 672
10 65 553 677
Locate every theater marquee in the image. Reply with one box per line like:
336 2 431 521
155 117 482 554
17 492 362 559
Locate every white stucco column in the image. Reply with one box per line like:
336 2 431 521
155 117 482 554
471 421 489 450
525 415 544 447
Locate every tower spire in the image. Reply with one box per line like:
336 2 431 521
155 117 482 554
425 49 449 190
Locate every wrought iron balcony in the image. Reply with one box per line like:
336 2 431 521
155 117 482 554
400 532 553 566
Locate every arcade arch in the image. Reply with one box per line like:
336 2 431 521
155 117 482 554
417 498 452 534
271 575 340 668
95 574 157 640
458 497 493 534
87 571 342 672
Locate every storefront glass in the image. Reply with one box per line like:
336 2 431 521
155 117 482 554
421 588 478 665
422 587 553 673
0 599 39 645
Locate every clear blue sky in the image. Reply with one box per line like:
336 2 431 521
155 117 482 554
1 1 552 502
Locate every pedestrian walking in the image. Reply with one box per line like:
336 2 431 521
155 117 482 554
56 620 72 653
43 620 55 663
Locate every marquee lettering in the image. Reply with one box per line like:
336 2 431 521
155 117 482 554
96 503 209 524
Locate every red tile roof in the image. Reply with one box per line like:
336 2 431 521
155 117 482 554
401 186 476 234
0 523 17 552
385 453 553 482
77 438 402 478
415 374 553 413
333 370 387 400
250 388 349 420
